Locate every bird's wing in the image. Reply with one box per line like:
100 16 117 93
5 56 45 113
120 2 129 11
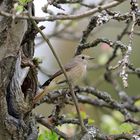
41 59 78 88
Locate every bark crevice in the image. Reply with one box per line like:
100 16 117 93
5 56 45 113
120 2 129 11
0 1 38 139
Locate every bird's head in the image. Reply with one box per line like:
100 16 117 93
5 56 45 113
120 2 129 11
75 54 94 65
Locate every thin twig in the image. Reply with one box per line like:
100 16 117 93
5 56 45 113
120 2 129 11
0 1 126 21
36 115 69 139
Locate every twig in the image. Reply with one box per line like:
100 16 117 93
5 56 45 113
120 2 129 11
36 115 69 139
76 86 131 119
117 22 130 40
119 1 137 88
76 38 127 55
0 1 126 21
76 86 140 125
36 114 140 140
96 131 140 140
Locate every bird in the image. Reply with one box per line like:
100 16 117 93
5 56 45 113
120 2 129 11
33 54 94 103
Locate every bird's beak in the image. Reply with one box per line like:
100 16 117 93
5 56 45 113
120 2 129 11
88 57 95 60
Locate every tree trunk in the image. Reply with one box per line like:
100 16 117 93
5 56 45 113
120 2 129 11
0 0 38 139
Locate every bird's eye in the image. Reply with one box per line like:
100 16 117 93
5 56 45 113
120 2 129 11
81 56 85 59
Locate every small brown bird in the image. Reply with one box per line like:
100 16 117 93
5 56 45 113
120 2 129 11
33 54 94 103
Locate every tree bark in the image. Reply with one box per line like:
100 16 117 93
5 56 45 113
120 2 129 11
0 1 38 139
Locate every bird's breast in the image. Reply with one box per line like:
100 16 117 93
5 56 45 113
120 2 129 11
67 63 87 84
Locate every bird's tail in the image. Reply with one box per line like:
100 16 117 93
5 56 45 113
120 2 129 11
33 82 56 104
